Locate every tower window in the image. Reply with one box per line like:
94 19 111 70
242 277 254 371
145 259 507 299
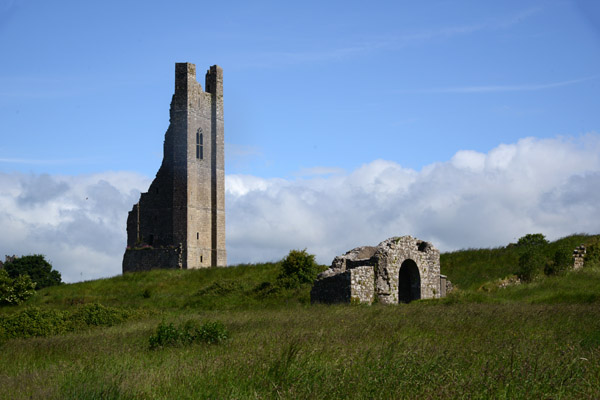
196 129 203 159
197 232 199 240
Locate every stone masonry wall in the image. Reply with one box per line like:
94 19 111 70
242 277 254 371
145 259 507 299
310 271 351 303
350 266 375 303
122 246 183 272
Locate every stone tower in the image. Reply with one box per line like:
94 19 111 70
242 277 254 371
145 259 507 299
122 63 226 272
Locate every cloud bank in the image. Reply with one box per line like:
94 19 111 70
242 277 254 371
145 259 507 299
1 134 600 282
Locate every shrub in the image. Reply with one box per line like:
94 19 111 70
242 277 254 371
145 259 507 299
0 269 36 305
0 304 132 341
584 240 600 268
149 319 229 350
544 247 572 276
516 250 545 283
0 307 69 339
4 255 61 289
277 249 321 289
149 322 181 349
69 303 129 328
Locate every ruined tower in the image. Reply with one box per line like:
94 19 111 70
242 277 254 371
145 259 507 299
122 63 226 272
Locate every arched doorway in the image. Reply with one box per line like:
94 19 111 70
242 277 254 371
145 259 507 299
398 259 421 303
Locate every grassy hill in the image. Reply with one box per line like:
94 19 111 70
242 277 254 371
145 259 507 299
1 235 599 399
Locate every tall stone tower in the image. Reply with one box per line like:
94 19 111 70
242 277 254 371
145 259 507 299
122 63 226 272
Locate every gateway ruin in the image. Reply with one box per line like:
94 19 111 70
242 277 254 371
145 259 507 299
311 236 449 304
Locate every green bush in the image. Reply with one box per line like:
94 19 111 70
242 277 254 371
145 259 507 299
148 322 181 349
149 319 229 350
516 250 546 283
0 269 36 305
69 303 129 328
585 240 600 268
4 255 62 289
277 249 321 289
544 247 572 276
0 303 132 341
0 307 69 339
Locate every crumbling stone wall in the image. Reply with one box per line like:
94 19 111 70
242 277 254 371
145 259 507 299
311 236 445 304
573 245 586 270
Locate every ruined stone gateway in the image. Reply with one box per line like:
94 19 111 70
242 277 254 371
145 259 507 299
122 63 226 272
311 236 448 304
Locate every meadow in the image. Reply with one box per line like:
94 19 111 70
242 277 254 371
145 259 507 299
1 234 599 399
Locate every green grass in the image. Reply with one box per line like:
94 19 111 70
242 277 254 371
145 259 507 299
441 233 595 290
1 304 599 399
1 236 599 399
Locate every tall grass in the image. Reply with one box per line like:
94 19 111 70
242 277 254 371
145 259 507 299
1 304 598 399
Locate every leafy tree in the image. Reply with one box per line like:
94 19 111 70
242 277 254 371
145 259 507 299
4 255 62 289
0 269 36 305
516 233 548 248
277 249 321 289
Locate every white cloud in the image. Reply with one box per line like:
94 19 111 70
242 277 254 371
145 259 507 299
226 134 600 265
0 171 150 282
1 134 600 282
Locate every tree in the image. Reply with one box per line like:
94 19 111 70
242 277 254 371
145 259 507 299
277 249 321 289
516 233 548 248
0 269 36 305
4 255 61 289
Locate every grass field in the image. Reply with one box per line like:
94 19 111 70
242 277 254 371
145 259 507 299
1 235 599 399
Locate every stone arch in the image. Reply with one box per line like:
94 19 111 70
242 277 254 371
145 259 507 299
398 259 421 303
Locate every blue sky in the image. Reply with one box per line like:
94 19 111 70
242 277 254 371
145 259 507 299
1 0 600 281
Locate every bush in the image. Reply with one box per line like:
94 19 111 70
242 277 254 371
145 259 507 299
0 269 36 305
4 255 61 289
187 320 230 344
585 240 600 268
0 307 69 339
0 303 132 341
69 303 129 328
277 249 321 289
516 250 546 283
149 319 229 350
148 322 181 349
544 247 572 276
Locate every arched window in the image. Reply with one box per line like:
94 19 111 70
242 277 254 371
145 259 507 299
196 129 203 159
